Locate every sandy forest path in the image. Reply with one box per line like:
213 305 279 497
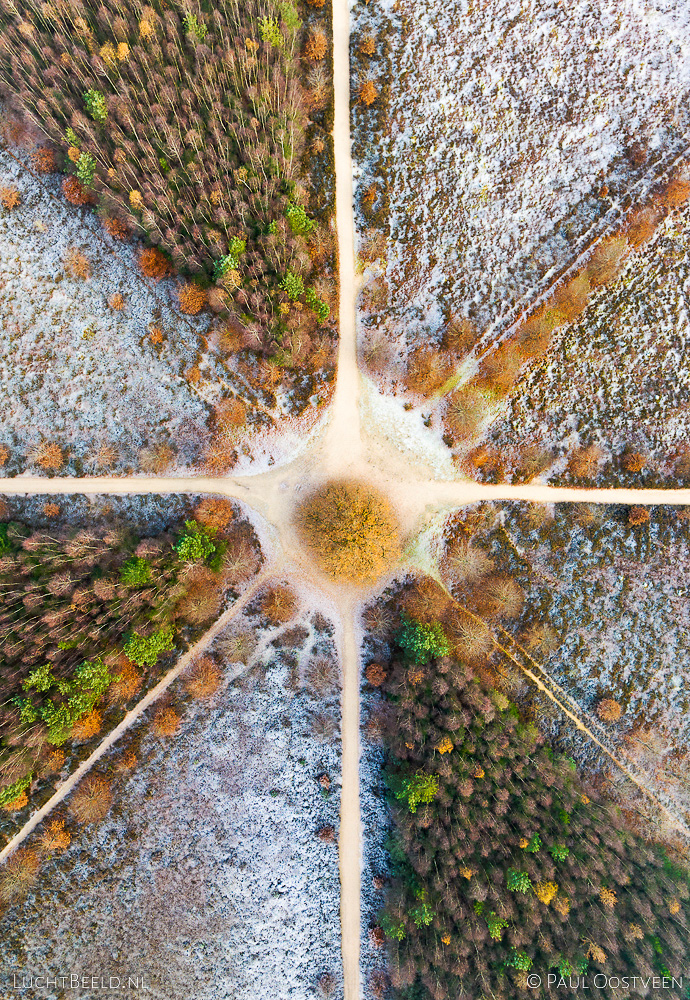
3 3 690 998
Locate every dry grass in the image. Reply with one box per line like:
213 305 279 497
296 480 400 584
0 443 8 466
473 343 524 395
658 176 690 209
108 292 125 310
625 206 664 248
586 235 629 288
185 656 222 699
68 773 112 825
403 347 455 397
214 397 248 430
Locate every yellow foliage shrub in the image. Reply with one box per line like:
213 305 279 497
41 817 71 852
71 709 102 742
2 789 28 811
296 480 400 584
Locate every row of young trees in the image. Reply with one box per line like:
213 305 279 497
376 615 690 998
0 498 262 811
0 0 334 352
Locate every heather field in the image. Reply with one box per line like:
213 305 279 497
352 0 690 485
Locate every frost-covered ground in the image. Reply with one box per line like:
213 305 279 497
353 0 690 341
0 149 213 476
463 502 690 744
486 202 690 484
0 149 330 477
0 605 343 1000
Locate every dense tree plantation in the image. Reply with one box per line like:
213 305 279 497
0 500 261 812
0 0 335 351
377 617 690 999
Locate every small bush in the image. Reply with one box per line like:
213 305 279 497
0 848 41 904
71 708 101 742
359 80 378 106
68 773 112 824
0 185 20 210
305 26 327 60
396 615 450 665
102 215 130 240
261 583 298 624
62 175 91 206
365 662 387 687
34 441 64 471
31 147 56 173
185 656 222 699
597 698 623 723
139 247 173 280
193 497 236 533
628 505 650 526
41 817 71 852
153 706 181 737
178 282 206 315
123 624 175 667
63 247 91 280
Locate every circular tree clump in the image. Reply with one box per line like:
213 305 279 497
296 480 400 584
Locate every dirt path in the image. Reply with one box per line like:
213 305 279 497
326 0 363 480
336 598 363 1000
0 566 275 866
